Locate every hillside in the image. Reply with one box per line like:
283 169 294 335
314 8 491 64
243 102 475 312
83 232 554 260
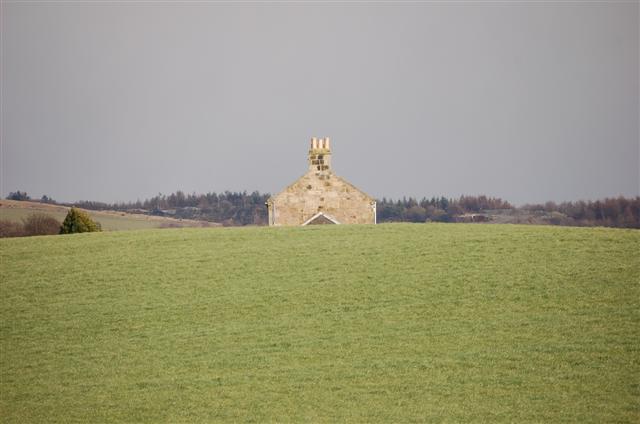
0 199 214 231
1 224 638 422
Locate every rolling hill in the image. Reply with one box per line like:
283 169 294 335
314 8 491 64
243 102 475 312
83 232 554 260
1 224 638 422
0 199 213 231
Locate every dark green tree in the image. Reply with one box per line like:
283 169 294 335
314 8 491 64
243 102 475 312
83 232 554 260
7 191 30 201
60 207 101 234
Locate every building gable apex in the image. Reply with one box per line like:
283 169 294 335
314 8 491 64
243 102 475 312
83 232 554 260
302 212 341 226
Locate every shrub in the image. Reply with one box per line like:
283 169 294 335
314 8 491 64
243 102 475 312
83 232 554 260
22 213 61 236
0 220 26 238
405 205 427 223
60 207 102 234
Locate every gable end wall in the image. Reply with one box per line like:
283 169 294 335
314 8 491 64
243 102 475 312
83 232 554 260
269 172 375 226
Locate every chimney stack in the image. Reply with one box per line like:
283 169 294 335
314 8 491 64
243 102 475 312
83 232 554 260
308 136 332 173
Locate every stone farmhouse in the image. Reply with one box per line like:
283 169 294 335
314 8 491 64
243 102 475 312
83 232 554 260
266 137 376 226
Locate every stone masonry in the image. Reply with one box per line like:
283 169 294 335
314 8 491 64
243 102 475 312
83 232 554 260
267 137 376 226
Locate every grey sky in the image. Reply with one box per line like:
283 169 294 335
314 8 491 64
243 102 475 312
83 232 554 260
2 1 638 205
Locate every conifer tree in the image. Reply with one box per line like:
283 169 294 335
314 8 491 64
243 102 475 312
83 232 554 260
60 207 101 234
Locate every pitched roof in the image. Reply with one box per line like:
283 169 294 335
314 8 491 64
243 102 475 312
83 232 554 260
268 171 375 203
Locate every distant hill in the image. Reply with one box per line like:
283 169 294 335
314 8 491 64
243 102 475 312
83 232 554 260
8 191 638 228
0 199 217 231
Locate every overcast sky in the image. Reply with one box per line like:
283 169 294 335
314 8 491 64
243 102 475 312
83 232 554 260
2 1 638 205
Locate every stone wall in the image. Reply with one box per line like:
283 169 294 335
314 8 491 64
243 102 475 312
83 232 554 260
268 171 375 226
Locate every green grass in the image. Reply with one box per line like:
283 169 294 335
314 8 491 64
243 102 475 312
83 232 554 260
1 224 638 423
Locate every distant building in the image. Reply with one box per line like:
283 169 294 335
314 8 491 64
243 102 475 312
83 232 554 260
266 137 376 226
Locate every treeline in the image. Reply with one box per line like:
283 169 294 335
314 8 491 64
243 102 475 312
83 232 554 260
521 197 640 228
6 190 640 229
378 195 513 223
379 195 639 228
73 191 270 226
6 191 56 204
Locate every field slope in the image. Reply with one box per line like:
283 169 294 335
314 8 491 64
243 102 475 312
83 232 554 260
1 224 638 422
0 199 210 231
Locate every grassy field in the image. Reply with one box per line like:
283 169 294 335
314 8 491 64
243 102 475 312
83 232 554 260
1 224 638 422
0 200 208 231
